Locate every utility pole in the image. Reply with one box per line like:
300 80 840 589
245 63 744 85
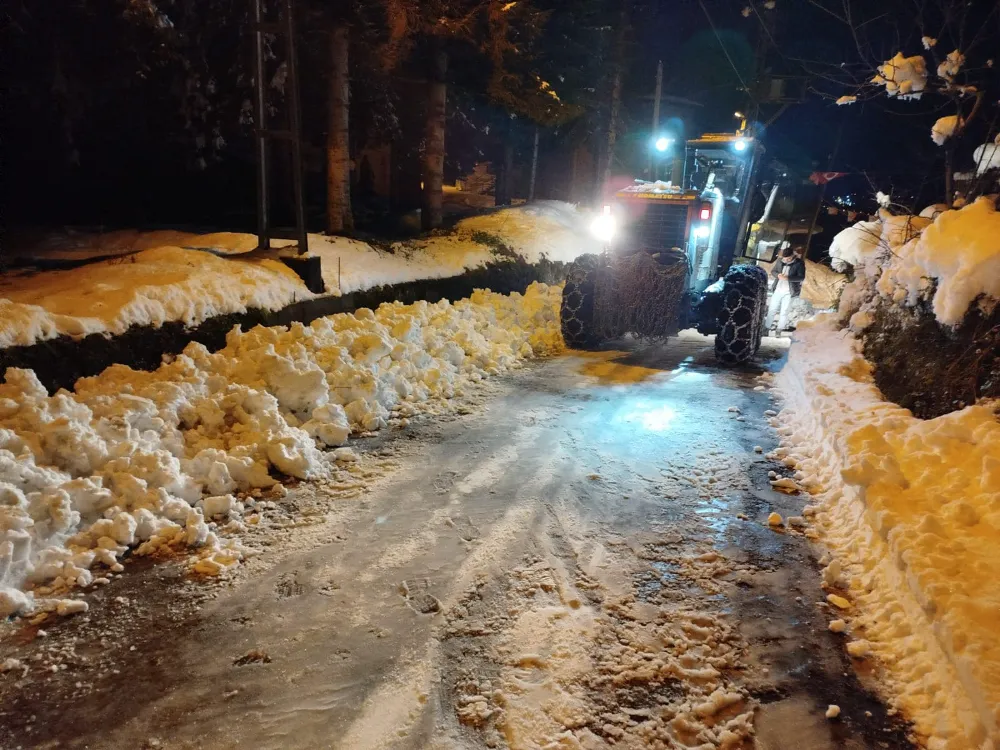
249 0 323 292
648 60 663 180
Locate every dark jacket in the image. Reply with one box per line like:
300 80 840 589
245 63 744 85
770 256 806 297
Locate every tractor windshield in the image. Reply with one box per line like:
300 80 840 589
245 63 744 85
682 139 754 202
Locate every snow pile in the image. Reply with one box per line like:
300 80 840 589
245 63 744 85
0 248 311 349
455 201 603 265
876 198 1000 325
776 318 1000 749
827 213 930 274
873 53 928 98
825 212 940 330
618 180 683 194
0 202 599 349
0 283 564 617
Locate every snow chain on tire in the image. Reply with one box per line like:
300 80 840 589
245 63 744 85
714 264 768 365
560 254 602 349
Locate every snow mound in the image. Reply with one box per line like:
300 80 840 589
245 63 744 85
0 284 565 617
828 213 930 274
777 319 1000 749
0 248 310 349
0 203 599 349
877 198 1000 325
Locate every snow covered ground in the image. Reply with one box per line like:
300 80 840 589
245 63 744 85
0 283 564 618
775 319 999 749
774 200 1000 748
0 202 600 349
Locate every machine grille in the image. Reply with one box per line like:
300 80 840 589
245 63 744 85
635 202 688 251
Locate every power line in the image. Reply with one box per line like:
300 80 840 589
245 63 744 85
697 0 758 112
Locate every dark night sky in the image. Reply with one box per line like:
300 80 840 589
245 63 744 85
4 0 998 229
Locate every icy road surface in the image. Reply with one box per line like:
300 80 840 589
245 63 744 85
0 337 914 750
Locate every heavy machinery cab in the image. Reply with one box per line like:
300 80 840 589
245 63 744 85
607 132 762 293
563 128 773 364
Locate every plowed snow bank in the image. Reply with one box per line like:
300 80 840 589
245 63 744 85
0 284 564 617
0 202 597 348
776 317 1000 750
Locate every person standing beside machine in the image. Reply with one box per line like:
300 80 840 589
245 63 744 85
766 245 806 334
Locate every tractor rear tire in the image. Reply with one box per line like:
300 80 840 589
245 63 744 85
714 264 768 365
560 254 601 349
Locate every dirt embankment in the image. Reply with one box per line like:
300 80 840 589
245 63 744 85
863 296 1000 419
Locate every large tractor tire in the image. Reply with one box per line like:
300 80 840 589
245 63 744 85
560 254 602 349
714 264 768 365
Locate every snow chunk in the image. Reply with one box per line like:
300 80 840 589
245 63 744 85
201 494 241 519
836 95 857 106
829 619 847 633
767 512 783 527
826 705 841 719
0 587 34 618
973 136 1000 175
847 639 871 658
55 598 89 616
826 594 851 610
921 36 937 50
931 115 961 146
937 50 964 81
873 53 927 98
693 688 744 718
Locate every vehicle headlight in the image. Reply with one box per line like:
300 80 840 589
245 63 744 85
590 205 616 242
693 224 710 239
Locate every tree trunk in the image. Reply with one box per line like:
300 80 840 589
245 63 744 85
327 25 353 234
528 126 540 201
599 0 630 201
422 47 448 230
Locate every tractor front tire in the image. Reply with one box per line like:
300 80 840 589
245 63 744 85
561 254 602 349
714 264 768 365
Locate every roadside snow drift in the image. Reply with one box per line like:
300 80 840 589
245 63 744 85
876 198 1000 326
0 202 599 349
776 318 1000 750
0 284 564 618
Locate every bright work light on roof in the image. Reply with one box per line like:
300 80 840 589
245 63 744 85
734 138 748 152
654 136 672 152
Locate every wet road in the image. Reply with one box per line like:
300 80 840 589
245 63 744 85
0 336 914 750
